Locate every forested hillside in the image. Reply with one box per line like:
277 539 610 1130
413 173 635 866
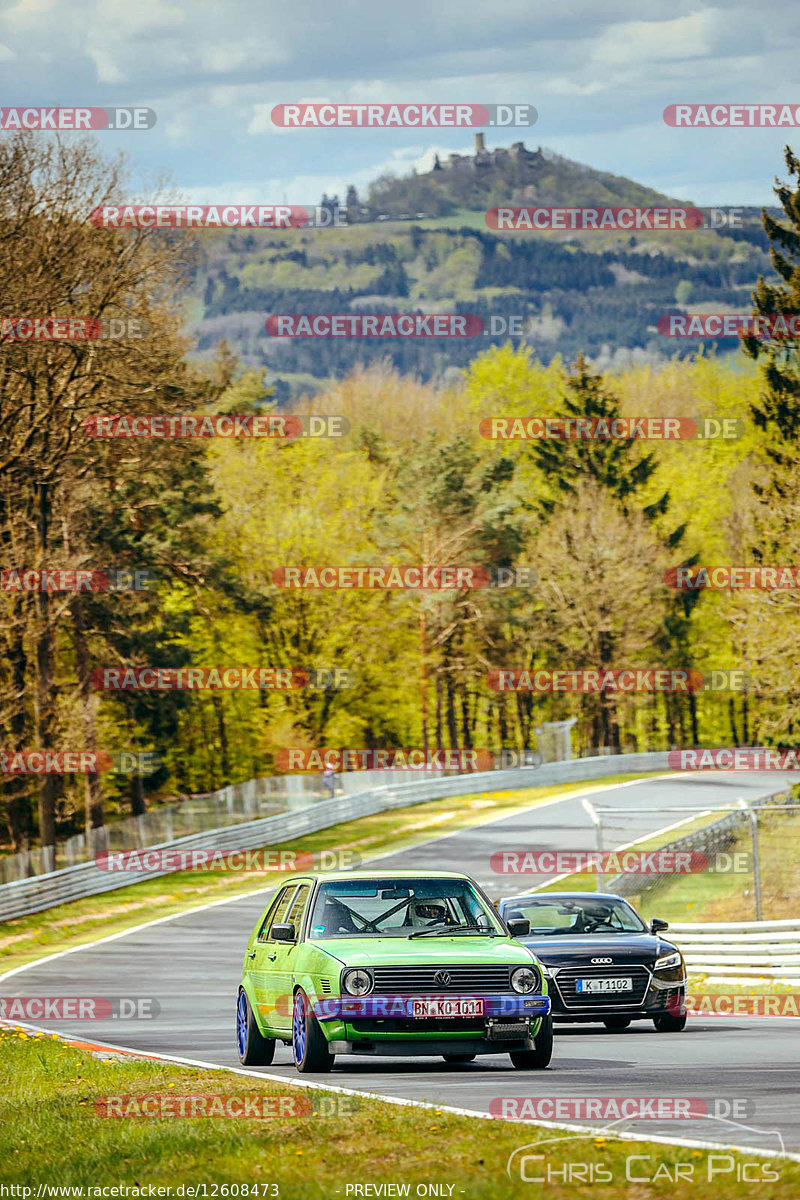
190 142 775 396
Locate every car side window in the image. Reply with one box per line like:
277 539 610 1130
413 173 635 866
285 884 311 938
258 886 296 942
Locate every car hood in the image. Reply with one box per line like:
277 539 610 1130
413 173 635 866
518 933 679 964
313 936 538 968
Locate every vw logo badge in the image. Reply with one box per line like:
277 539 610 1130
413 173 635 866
434 970 452 987
591 957 613 964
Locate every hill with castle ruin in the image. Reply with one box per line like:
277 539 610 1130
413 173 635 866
342 135 685 221
188 137 773 394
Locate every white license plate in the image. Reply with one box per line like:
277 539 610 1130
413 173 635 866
576 977 633 993
410 997 485 1018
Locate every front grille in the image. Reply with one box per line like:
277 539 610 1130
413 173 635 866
553 964 650 1009
371 965 514 994
650 985 683 1012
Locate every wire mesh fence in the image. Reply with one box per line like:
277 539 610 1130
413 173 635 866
581 791 800 921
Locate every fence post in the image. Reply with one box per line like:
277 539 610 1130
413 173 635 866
581 797 604 890
738 798 762 921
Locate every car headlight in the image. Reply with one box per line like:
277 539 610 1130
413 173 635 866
511 966 539 994
654 951 683 972
342 968 373 996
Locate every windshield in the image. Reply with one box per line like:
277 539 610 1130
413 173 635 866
308 878 504 939
503 896 646 935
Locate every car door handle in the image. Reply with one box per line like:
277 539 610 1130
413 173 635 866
247 951 256 959
267 953 277 961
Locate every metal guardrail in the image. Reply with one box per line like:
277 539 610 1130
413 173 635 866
670 918 800 982
0 767 427 883
0 751 670 922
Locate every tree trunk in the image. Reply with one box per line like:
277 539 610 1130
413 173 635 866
435 668 443 751
729 698 740 747
5 600 32 852
445 674 458 750
211 692 230 780
34 483 56 855
129 772 147 818
419 608 429 754
688 691 699 746
70 594 105 848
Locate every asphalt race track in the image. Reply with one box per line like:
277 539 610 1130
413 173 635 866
3 771 799 1156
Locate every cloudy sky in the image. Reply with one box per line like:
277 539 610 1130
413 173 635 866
1 0 798 206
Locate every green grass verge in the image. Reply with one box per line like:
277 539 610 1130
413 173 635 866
0 772 665 977
1 1027 796 1196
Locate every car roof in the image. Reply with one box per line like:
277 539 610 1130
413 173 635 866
500 891 627 903
287 870 477 883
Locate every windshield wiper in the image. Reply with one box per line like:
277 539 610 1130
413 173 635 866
408 925 497 939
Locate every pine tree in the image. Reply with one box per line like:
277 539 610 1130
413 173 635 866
741 145 800 486
532 354 683 539
530 355 699 749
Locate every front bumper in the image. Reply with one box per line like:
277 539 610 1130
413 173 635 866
314 992 550 1044
545 965 686 1021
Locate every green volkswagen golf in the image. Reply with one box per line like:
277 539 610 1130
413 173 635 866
237 870 552 1074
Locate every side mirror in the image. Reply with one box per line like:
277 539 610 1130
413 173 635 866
506 917 531 937
271 922 296 943
650 918 669 934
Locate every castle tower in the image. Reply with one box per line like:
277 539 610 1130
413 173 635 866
474 132 486 155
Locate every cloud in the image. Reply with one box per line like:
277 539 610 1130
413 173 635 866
0 0 794 205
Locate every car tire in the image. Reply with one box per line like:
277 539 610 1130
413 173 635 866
292 989 334 1073
653 1012 687 1032
237 988 275 1066
442 1053 476 1063
603 1017 632 1031
509 1014 553 1069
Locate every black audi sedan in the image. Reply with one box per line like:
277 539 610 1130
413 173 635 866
498 892 686 1032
